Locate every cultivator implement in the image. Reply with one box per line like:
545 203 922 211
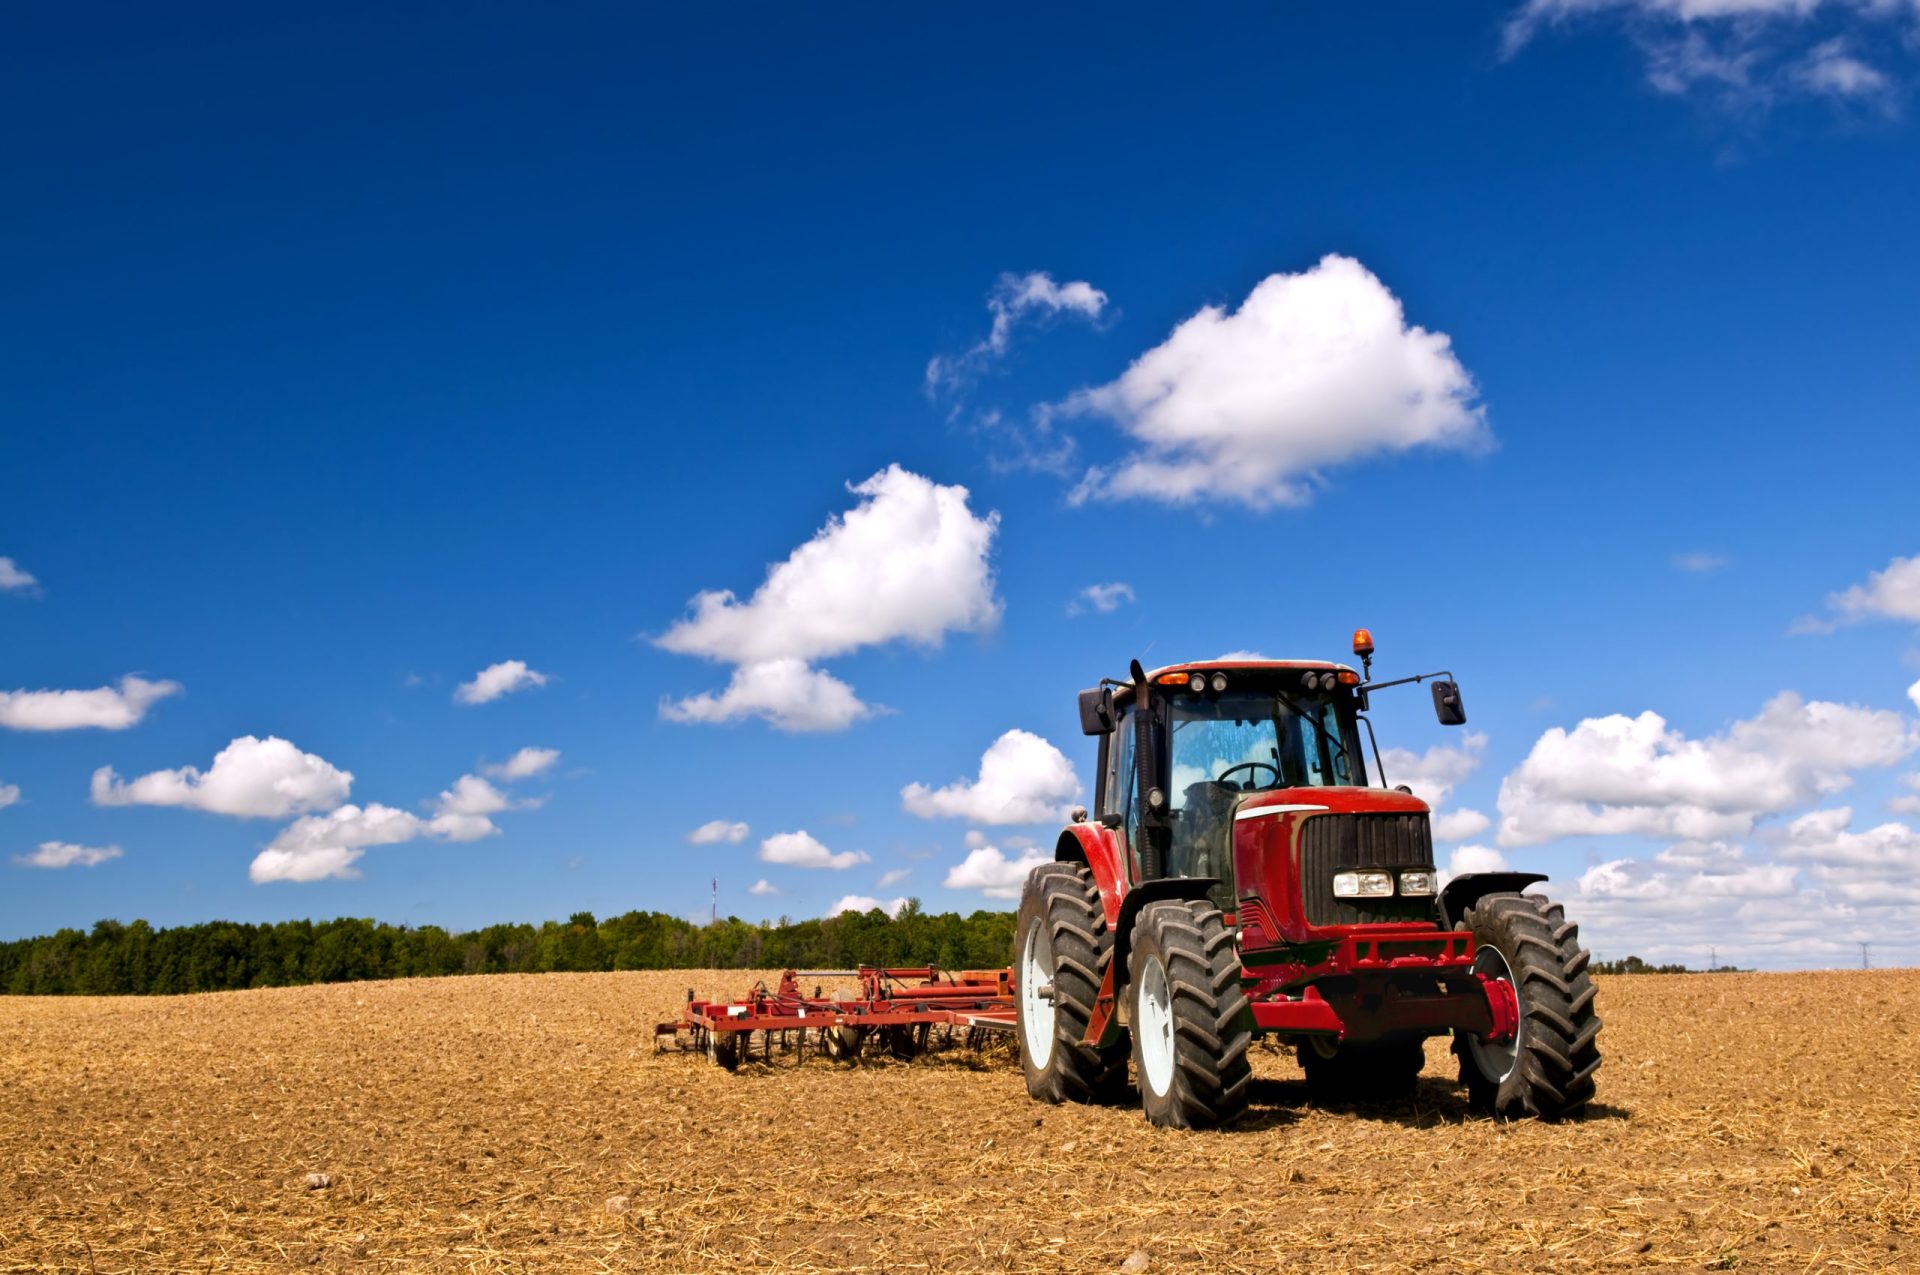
655 965 1016 1069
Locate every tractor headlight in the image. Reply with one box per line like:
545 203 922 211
1332 870 1394 898
1210 672 1228 693
1398 870 1437 897
1188 672 1207 694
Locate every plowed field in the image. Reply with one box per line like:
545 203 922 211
3 969 1916 1272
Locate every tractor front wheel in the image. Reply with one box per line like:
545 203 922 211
1454 892 1602 1120
1129 900 1252 1129
1015 864 1129 1104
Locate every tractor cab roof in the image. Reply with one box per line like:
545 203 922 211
1112 658 1360 708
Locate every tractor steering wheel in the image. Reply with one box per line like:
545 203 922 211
1216 761 1280 792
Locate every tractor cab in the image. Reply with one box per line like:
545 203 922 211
1088 659 1371 911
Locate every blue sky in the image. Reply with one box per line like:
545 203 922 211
4 2 1918 967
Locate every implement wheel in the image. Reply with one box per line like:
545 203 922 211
881 1024 926 1060
1128 900 1252 1129
1015 864 1129 1104
707 1027 740 1072
1454 892 1602 1120
1298 1036 1425 1101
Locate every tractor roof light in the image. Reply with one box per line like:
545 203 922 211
1188 672 1207 694
1210 672 1228 693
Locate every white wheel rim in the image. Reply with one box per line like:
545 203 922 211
1467 942 1522 1082
1137 954 1175 1098
1020 921 1056 1068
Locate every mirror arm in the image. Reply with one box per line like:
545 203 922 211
1358 669 1455 694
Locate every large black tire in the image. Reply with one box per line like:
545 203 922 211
1015 863 1129 1104
1454 892 1602 1120
1128 900 1252 1129
1298 1036 1425 1101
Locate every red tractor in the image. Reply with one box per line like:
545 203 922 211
1015 635 1601 1128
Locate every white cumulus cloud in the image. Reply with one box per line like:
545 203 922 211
1672 550 1729 573
1061 255 1486 510
660 658 874 733
1497 692 1917 847
1440 844 1512 886
943 843 1051 899
0 557 39 593
1069 582 1136 615
827 894 910 918
454 660 551 706
748 878 780 896
901 730 1082 825
1802 553 1920 632
1560 824 1920 968
760 830 869 871
1380 732 1488 808
927 271 1109 399
876 867 912 888
0 675 181 732
1502 0 1911 114
484 747 560 780
0 779 18 809
1382 733 1490 844
251 803 426 884
1778 807 1920 905
655 465 1000 731
1432 808 1494 843
14 841 122 869
689 819 750 845
91 735 353 818
250 769 535 883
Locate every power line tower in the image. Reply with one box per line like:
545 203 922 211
1709 946 1717 972
1861 942 1871 971
711 878 718 927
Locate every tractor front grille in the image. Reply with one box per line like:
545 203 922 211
1298 813 1437 928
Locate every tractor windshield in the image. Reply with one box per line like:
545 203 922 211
1169 689 1361 794
1163 688 1364 890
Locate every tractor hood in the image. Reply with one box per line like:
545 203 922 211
1230 785 1430 822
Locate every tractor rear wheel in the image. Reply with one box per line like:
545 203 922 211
1015 863 1129 1104
1128 900 1252 1129
1298 1036 1425 1101
1454 892 1602 1120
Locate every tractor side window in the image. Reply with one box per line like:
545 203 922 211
1111 708 1142 879
1107 708 1133 822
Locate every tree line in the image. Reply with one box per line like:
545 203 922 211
0 902 1020 996
1589 955 1747 975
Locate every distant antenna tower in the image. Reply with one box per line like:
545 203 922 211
1862 942 1871 971
711 878 718 927
1709 946 1717 972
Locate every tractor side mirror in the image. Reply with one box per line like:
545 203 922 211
1078 686 1115 735
1432 680 1467 726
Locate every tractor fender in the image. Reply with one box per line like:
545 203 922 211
1109 877 1221 988
1438 872 1548 931
1054 825 1126 928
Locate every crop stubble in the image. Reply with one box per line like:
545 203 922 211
2 969 1916 1272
